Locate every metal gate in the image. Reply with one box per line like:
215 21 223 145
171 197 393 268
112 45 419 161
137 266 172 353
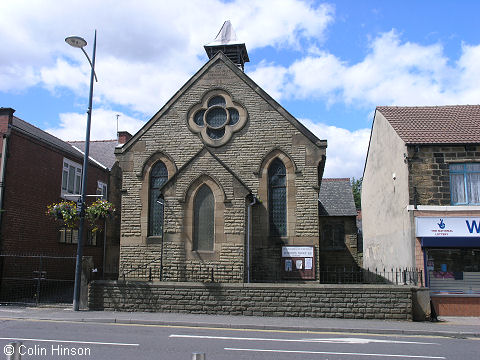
0 255 76 305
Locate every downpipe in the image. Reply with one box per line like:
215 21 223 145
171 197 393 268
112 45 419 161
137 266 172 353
246 195 257 283
0 133 9 229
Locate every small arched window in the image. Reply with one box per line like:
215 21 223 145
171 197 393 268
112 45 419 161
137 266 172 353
149 161 168 236
268 158 287 236
193 184 214 251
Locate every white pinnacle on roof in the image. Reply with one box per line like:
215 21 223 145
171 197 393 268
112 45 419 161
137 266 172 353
206 20 242 46
204 20 249 70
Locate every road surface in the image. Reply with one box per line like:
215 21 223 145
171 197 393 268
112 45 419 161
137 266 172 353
0 317 479 359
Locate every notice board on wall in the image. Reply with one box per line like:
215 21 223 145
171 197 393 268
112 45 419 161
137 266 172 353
281 246 315 280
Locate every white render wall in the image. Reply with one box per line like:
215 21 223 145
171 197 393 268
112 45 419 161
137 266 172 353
362 111 415 270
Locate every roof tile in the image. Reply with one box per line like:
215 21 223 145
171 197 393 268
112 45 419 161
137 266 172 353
377 105 480 144
319 178 357 216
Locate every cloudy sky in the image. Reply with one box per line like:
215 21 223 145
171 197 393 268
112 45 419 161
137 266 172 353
1 1 479 178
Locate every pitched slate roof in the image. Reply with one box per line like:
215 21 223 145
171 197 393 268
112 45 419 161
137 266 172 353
12 116 83 159
377 105 480 144
11 115 114 170
68 140 118 169
318 178 357 217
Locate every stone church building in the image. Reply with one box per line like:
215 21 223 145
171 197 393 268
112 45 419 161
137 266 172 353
115 22 328 282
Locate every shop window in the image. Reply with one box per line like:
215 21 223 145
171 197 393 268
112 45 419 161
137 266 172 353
149 161 168 236
426 249 480 294
321 223 345 250
61 158 82 198
268 158 287 237
193 185 214 251
450 163 480 205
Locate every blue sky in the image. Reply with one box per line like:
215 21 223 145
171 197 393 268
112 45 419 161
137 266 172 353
1 1 479 178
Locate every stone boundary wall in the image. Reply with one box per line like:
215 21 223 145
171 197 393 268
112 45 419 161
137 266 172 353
89 281 429 320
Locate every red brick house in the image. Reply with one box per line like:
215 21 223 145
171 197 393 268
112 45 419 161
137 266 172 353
0 108 117 302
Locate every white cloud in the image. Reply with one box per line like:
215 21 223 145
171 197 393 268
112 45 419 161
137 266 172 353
299 118 370 179
247 61 289 101
0 65 39 92
250 30 480 108
45 108 145 141
0 0 333 113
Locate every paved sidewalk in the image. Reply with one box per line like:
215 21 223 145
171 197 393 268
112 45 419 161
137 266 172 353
0 305 478 338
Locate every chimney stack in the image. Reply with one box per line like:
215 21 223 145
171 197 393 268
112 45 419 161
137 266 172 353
117 131 133 145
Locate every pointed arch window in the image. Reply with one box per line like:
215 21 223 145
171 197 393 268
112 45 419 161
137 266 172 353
149 161 168 236
268 158 287 236
193 184 215 251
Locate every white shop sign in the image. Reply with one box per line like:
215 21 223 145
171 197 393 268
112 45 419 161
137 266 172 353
415 217 480 237
281 246 314 257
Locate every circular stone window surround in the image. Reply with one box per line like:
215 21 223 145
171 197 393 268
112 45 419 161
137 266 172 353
187 89 248 147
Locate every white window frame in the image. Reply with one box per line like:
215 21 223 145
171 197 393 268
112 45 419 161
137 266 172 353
97 180 108 199
450 163 480 205
61 158 83 198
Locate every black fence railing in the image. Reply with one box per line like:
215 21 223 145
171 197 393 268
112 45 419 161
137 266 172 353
121 262 243 283
319 266 423 286
250 264 423 286
120 257 163 281
120 260 423 287
0 254 76 305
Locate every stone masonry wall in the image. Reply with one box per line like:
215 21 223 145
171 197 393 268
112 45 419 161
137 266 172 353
319 216 362 268
118 60 323 241
119 243 243 283
408 144 480 205
89 281 418 320
116 57 326 281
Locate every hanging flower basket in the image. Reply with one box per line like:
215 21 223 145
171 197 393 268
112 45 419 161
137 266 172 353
46 201 79 228
86 199 115 233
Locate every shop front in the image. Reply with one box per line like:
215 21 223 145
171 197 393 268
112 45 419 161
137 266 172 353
416 217 480 316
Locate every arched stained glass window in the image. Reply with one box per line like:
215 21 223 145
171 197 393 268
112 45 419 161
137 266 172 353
268 158 287 236
193 184 214 251
149 161 168 236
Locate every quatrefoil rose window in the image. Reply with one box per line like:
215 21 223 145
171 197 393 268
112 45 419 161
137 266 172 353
188 90 248 147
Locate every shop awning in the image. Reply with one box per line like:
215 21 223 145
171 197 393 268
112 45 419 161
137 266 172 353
422 237 480 248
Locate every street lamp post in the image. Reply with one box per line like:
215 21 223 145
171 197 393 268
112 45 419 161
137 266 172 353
65 30 97 311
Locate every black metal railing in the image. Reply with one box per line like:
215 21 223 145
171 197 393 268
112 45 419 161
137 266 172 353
120 257 163 281
0 254 76 305
120 261 243 283
319 266 423 286
120 259 423 287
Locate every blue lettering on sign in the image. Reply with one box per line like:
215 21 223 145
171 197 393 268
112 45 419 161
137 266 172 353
466 220 480 234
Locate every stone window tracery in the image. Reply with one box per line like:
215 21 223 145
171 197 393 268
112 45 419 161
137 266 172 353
188 90 247 147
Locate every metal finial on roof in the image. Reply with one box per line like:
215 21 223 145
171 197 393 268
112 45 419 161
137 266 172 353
204 20 249 71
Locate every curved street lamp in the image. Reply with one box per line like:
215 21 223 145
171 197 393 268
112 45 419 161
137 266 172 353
65 30 97 311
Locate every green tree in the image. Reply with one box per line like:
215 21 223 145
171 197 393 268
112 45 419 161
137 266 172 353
351 177 362 210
